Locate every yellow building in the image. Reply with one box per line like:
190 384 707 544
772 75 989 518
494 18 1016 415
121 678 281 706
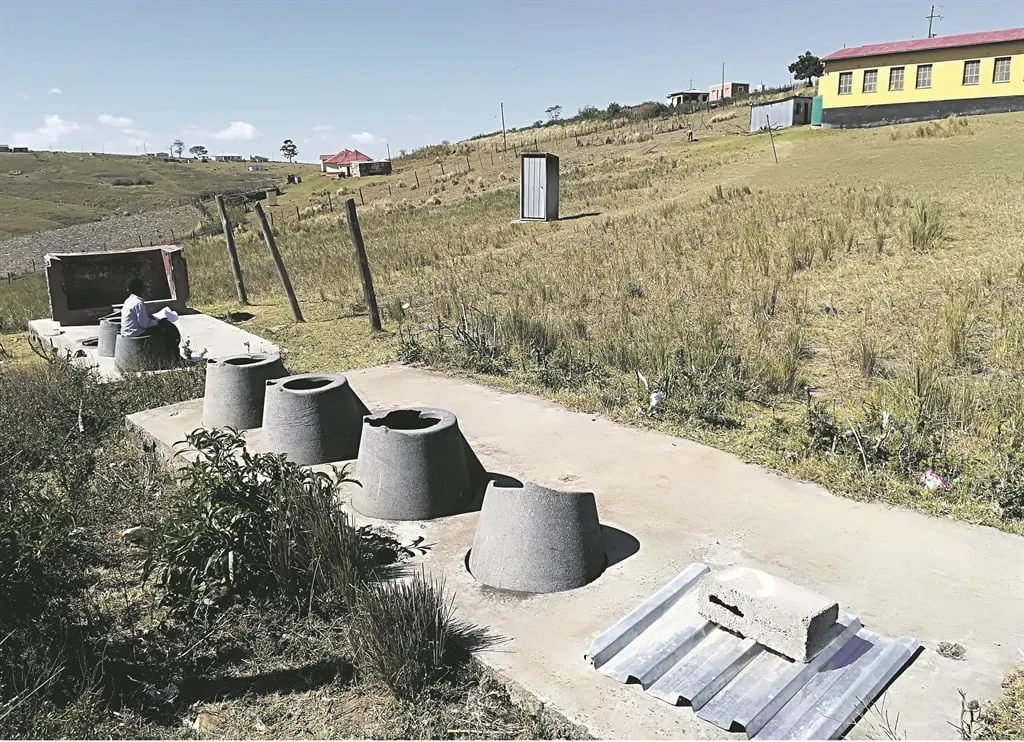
820 27 1024 128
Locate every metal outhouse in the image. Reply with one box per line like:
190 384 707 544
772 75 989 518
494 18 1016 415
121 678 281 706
519 152 559 221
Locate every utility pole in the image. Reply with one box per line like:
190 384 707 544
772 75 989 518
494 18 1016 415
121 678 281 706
926 4 943 38
500 101 508 153
721 62 726 104
386 142 391 161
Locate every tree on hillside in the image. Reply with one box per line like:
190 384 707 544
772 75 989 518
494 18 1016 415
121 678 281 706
188 145 207 158
544 105 562 123
788 51 824 86
606 102 623 118
172 139 185 158
280 139 299 163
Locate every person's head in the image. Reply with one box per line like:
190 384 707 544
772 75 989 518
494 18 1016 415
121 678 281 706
125 278 145 297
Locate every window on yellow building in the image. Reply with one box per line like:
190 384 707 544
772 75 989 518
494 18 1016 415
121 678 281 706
863 69 878 93
962 60 981 85
838 71 853 95
993 57 1012 83
889 67 905 91
916 64 932 89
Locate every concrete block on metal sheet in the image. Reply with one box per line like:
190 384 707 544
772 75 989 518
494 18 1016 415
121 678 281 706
97 314 121 357
469 481 606 594
261 373 369 465
696 565 839 662
352 407 474 520
202 352 288 430
113 332 181 372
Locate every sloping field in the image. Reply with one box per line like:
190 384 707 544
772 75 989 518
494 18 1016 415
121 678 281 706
176 110 1024 533
0 152 314 239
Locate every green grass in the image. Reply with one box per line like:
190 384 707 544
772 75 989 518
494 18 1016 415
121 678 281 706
0 152 319 239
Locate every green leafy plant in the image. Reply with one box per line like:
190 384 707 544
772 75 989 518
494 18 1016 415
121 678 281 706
143 428 365 619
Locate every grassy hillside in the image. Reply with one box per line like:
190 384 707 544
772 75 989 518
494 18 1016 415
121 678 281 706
2 109 1022 535
177 110 1024 533
0 152 318 239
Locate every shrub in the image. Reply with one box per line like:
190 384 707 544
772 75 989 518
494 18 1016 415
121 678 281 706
143 428 365 619
350 572 465 700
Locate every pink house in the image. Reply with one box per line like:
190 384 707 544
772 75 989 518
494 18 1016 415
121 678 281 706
709 81 751 103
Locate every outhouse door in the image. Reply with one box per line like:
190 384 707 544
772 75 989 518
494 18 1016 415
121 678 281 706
521 156 547 220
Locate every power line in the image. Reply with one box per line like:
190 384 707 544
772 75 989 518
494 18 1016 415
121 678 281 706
926 4 944 38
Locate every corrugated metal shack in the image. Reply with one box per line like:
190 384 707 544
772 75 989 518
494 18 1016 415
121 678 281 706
749 95 814 133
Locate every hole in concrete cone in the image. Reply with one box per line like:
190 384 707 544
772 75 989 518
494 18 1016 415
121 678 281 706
224 356 261 366
370 409 441 430
283 377 332 391
709 594 744 618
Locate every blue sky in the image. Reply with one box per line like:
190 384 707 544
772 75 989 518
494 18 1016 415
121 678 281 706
1 0 1020 161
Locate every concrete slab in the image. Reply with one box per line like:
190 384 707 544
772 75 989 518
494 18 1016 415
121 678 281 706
125 365 1024 740
28 312 278 382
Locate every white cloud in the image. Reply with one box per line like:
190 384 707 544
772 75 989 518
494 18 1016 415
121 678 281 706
13 114 84 150
312 124 334 133
205 121 259 141
350 131 384 145
48 87 62 95
97 114 135 129
405 113 422 122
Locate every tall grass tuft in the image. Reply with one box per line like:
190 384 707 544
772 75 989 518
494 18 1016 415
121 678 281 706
350 572 488 700
903 201 948 251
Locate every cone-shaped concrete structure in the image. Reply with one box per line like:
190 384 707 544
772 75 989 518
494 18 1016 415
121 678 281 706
202 352 288 431
261 373 369 465
469 481 607 593
97 314 121 358
352 407 474 520
113 331 180 372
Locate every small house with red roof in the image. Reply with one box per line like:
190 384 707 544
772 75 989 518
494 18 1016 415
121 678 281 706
319 149 392 177
819 26 1024 128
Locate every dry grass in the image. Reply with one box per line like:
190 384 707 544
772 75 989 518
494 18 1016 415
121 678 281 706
0 152 308 239
4 112 1023 533
156 111 1024 532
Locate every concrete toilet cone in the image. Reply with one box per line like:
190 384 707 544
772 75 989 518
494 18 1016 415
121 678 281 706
352 407 474 520
114 333 180 372
202 352 288 431
261 373 369 465
97 314 121 358
469 481 606 593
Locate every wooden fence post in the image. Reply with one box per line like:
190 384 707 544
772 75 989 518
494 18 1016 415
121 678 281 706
215 194 248 305
414 171 420 189
295 204 301 221
466 155 471 171
439 162 445 176
343 198 382 332
388 184 392 197
253 201 303 322
359 188 364 205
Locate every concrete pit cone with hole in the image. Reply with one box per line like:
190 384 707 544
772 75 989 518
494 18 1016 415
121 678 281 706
260 372 369 465
352 407 475 520
202 352 288 431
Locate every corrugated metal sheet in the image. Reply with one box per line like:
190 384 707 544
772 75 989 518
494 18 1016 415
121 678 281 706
521 155 546 220
586 563 920 740
823 26 1024 61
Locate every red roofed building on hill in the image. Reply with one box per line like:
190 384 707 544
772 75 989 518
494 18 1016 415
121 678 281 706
319 149 373 175
819 26 1024 128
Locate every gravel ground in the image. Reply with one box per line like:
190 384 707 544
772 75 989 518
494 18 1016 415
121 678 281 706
0 206 203 276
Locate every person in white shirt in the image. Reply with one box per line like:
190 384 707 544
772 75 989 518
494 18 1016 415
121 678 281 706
120 278 182 362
